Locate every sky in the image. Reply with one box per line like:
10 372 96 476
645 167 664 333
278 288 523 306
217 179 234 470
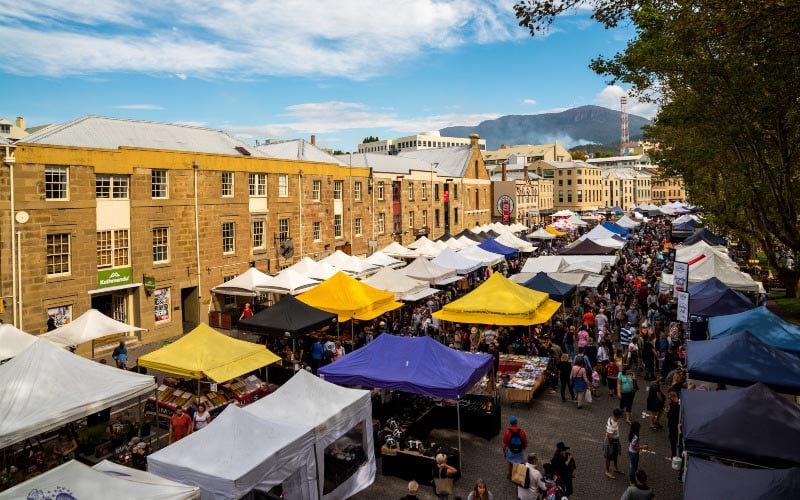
0 0 657 152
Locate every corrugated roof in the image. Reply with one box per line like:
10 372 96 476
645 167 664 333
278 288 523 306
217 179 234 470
397 146 473 178
483 143 568 161
538 160 597 169
489 170 543 181
21 115 266 157
334 153 431 175
0 136 12 145
256 139 347 165
586 154 651 164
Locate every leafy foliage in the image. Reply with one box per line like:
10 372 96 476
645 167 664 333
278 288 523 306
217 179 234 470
361 136 380 143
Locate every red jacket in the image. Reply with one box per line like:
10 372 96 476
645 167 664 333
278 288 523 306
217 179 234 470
502 425 528 450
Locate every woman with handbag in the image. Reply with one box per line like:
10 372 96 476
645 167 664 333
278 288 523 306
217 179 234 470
432 453 457 498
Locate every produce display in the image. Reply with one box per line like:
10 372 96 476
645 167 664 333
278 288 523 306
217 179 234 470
505 357 549 390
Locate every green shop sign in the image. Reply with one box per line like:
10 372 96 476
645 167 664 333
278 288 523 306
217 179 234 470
97 267 133 289
143 275 156 291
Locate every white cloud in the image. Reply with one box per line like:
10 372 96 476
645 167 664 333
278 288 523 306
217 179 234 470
227 100 500 139
112 104 164 110
522 99 537 105
594 85 658 119
0 0 521 79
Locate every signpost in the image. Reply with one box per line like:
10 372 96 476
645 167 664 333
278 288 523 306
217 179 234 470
676 291 690 322
673 261 689 296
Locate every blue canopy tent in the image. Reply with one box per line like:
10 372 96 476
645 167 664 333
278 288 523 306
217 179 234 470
519 272 576 302
477 239 518 257
601 221 629 238
708 307 800 355
683 228 727 246
672 221 697 233
319 335 493 469
687 277 755 317
686 332 800 394
684 459 800 500
682 383 800 468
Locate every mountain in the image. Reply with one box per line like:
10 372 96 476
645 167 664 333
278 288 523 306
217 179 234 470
440 105 651 150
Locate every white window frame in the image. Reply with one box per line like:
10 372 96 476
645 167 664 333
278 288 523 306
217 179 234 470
97 229 130 269
312 180 321 201
221 172 234 197
354 181 362 201
151 169 168 199
278 174 289 197
378 213 385 234
45 166 69 200
249 173 267 197
279 218 290 241
421 182 427 201
334 180 343 200
252 220 265 249
96 174 129 199
408 211 414 229
334 214 343 238
46 233 71 276
355 218 362 236
222 222 235 254
152 227 169 264
408 182 414 201
313 221 322 241
422 210 427 228
377 181 385 200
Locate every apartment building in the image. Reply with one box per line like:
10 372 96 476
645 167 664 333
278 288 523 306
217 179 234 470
357 131 486 155
483 143 572 171
586 154 653 170
490 154 554 225
532 160 603 212
645 168 686 203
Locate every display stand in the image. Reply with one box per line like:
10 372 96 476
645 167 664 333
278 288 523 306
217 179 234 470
501 356 549 408
145 375 274 420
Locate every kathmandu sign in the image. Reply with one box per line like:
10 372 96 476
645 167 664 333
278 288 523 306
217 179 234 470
97 267 133 290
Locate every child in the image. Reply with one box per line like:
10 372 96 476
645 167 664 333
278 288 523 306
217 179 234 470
592 362 603 397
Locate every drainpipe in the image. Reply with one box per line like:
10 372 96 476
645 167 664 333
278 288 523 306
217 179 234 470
193 161 202 317
298 169 304 257
16 230 22 330
3 145 17 327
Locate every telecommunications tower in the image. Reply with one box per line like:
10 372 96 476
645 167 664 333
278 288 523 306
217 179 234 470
620 96 629 155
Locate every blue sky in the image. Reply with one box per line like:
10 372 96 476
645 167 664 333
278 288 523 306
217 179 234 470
0 1 655 152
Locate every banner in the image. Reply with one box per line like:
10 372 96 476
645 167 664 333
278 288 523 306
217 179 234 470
673 261 689 295
676 291 690 322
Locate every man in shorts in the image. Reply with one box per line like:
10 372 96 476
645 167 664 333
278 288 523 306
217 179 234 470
603 408 624 479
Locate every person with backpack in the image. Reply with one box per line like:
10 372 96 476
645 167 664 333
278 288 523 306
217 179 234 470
617 365 638 425
502 416 528 479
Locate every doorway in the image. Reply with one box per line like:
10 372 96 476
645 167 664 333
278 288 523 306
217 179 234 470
181 286 199 331
91 290 128 323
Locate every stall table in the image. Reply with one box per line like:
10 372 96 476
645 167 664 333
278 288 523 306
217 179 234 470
502 356 549 408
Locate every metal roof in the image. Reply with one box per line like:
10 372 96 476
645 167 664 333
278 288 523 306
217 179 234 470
490 170 543 181
537 160 598 169
397 146 473 178
335 152 432 175
255 139 347 165
20 115 266 157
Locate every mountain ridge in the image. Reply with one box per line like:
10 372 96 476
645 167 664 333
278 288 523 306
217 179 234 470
440 105 651 150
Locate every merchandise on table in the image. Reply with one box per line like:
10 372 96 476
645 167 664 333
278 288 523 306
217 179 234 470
505 357 549 389
146 375 276 418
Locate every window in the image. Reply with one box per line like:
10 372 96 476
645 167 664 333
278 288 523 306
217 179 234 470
313 222 322 241
454 208 459 224
435 184 440 201
46 233 70 276
408 211 414 228
577 190 583 203
96 229 129 269
279 218 289 242
558 179 563 186
45 166 68 200
377 181 385 200
378 213 385 234
152 227 169 263
252 220 265 249
453 184 458 200
408 182 414 201
421 182 427 200
558 190 564 203
354 181 362 201
223 275 237 305
96 174 128 199
435 209 440 227
313 180 321 201
278 174 289 197
577 178 582 185
567 191 573 203
222 222 235 254
577 169 582 175
249 173 266 196
334 180 343 200
154 287 171 323
221 172 233 197
334 214 343 238
355 218 362 235
393 214 401 233
151 169 168 198
422 210 428 228
567 179 572 185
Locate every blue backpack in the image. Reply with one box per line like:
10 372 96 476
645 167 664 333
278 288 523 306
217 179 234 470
508 428 524 453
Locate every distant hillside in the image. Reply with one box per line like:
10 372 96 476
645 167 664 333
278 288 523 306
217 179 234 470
440 105 650 149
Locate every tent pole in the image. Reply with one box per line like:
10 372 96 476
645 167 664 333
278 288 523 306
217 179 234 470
457 401 463 471
153 388 160 450
137 396 142 438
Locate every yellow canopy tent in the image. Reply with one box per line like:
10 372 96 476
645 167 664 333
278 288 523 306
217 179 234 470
545 225 567 237
296 271 402 322
138 323 280 383
433 273 562 326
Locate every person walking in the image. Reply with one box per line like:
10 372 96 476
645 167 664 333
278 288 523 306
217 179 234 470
617 365 637 425
646 376 665 430
620 469 655 499
606 357 620 397
627 422 648 484
169 405 193 444
193 403 212 431
467 479 493 500
112 341 128 369
550 442 575 497
558 353 575 402
569 357 591 409
432 452 458 498
666 390 681 459
502 416 528 479
400 480 420 499
604 408 625 480
517 453 547 500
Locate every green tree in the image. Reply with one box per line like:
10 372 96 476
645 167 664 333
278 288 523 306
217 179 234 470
572 150 588 161
515 0 800 296
362 136 380 144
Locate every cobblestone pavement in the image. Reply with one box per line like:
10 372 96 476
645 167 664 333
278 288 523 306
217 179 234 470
113 333 683 500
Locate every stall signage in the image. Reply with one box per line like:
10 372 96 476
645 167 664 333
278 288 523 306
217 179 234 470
97 267 133 289
676 291 690 322
143 275 156 291
496 195 515 222
673 261 689 295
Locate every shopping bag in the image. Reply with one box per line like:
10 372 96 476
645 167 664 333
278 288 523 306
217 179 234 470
585 390 593 403
511 462 529 487
434 477 454 496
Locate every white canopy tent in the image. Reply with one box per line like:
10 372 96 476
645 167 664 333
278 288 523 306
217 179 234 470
431 248 483 275
256 269 319 295
147 405 318 500
412 239 443 259
401 257 459 285
287 256 320 276
380 241 416 259
548 272 606 289
0 323 39 360
521 255 618 274
307 261 340 281
210 267 273 297
245 370 375 500
334 256 380 278
40 308 144 347
614 215 640 229
406 235 434 250
660 252 760 292
552 209 575 218
443 237 471 250
364 251 406 269
526 227 556 240
494 232 536 252
0 460 200 500
591 237 627 250
520 256 568 274
320 250 353 268
566 214 588 227
361 267 437 301
578 224 619 242
456 235 480 247
560 259 605 274
457 244 505 267
0 340 156 449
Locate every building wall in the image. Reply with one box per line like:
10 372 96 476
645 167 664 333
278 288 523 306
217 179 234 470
357 134 486 154
544 163 603 212
651 176 686 204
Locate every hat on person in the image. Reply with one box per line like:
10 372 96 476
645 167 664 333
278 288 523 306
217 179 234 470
471 326 478 334
556 442 570 452
135 442 147 450
509 416 518 425
379 321 386 327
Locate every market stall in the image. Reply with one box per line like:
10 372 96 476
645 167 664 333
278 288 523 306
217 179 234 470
245 369 375 499
296 271 403 322
0 460 200 499
147 405 319 500
0 324 38 360
498 355 550 407
39 308 145 357
684 458 800 500
209 267 273 329
138 323 280 417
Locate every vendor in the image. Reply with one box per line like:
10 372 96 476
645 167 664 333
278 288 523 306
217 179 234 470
53 430 77 463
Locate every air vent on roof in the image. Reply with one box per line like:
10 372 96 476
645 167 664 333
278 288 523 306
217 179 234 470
235 146 252 156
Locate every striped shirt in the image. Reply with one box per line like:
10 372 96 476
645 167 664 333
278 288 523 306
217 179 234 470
620 327 633 347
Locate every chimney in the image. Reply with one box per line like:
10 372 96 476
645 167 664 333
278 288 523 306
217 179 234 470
523 164 529 181
499 144 509 150
15 117 25 130
501 162 507 181
469 133 480 150
310 134 316 146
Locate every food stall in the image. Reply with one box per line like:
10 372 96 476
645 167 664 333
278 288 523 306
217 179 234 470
499 355 549 406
